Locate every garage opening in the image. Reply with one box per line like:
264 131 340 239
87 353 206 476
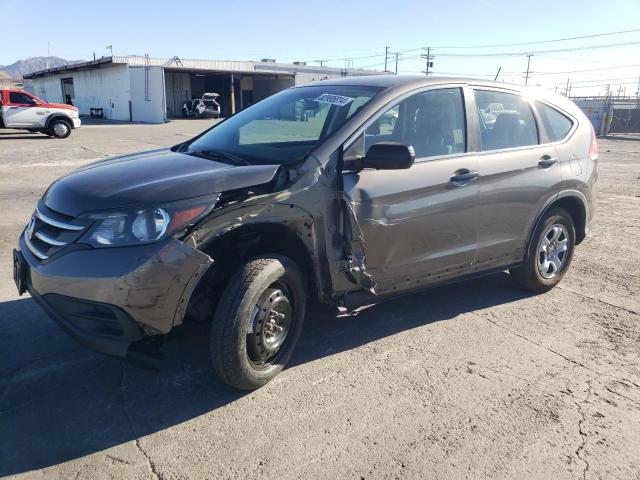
164 70 294 119
61 77 75 105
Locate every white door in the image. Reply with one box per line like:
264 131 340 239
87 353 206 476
3 91 46 128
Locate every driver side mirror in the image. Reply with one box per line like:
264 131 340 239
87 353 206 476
361 142 415 170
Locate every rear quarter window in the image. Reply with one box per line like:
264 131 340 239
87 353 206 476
536 102 574 142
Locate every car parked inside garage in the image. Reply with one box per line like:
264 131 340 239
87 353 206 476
13 76 597 389
0 88 80 138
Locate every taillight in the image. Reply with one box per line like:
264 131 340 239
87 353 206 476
589 124 598 161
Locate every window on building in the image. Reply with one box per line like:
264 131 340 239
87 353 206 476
475 90 538 150
536 102 574 142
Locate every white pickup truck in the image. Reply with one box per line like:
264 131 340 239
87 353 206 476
0 88 81 138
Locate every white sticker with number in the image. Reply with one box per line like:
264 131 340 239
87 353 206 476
314 94 355 107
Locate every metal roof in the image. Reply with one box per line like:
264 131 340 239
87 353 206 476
24 55 383 79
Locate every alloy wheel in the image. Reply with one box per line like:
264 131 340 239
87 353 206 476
537 223 569 279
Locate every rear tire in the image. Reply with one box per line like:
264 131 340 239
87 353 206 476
210 255 306 390
510 207 575 293
48 119 72 138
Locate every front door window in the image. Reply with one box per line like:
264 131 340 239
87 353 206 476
346 88 466 160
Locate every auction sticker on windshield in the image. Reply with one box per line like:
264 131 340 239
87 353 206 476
314 94 355 107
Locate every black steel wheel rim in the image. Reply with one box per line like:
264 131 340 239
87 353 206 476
247 282 294 369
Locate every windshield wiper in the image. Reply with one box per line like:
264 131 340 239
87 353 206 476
189 149 250 166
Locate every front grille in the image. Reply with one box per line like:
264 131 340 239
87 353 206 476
24 203 90 260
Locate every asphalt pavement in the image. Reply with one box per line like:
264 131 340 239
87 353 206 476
1 122 638 479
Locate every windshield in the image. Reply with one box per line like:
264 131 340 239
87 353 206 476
184 85 382 165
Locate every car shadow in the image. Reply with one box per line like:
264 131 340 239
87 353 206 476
602 134 640 142
0 132 52 140
0 272 533 476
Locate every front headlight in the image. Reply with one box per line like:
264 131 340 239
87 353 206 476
81 194 219 247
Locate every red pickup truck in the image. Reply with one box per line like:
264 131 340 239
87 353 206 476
0 88 81 138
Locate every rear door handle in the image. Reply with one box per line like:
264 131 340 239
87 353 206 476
450 169 480 186
538 156 558 168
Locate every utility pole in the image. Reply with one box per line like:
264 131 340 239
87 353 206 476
384 46 390 72
394 52 400 75
524 54 533 86
106 45 113 57
494 66 502 81
565 77 571 97
421 47 434 76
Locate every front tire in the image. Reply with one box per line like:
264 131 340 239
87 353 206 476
210 255 306 390
48 119 72 138
510 207 576 292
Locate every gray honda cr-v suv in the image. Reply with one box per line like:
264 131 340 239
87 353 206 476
14 76 597 389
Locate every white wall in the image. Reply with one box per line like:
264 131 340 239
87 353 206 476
129 66 166 123
32 75 65 103
294 72 343 85
30 64 132 121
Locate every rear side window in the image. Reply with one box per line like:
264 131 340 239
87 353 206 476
9 92 37 105
536 102 573 142
475 90 538 151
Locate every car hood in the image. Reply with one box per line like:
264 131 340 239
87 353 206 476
43 102 77 111
43 148 281 216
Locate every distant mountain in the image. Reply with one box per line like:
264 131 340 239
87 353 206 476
0 57 84 79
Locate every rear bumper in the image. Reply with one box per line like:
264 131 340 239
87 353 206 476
16 236 212 357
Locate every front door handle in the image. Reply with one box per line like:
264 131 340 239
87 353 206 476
538 156 558 168
450 169 480 186
8 106 18 110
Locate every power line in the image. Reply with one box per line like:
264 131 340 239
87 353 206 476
540 78 639 88
567 75 640 84
433 40 640 58
431 63 640 77
531 63 640 75
424 28 640 49
351 41 640 71
306 34 640 68
264 28 640 64
569 81 638 88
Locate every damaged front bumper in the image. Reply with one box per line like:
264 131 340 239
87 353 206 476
15 235 212 357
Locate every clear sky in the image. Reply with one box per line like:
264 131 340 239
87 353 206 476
1 0 639 95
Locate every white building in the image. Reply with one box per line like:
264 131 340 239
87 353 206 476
24 56 383 123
